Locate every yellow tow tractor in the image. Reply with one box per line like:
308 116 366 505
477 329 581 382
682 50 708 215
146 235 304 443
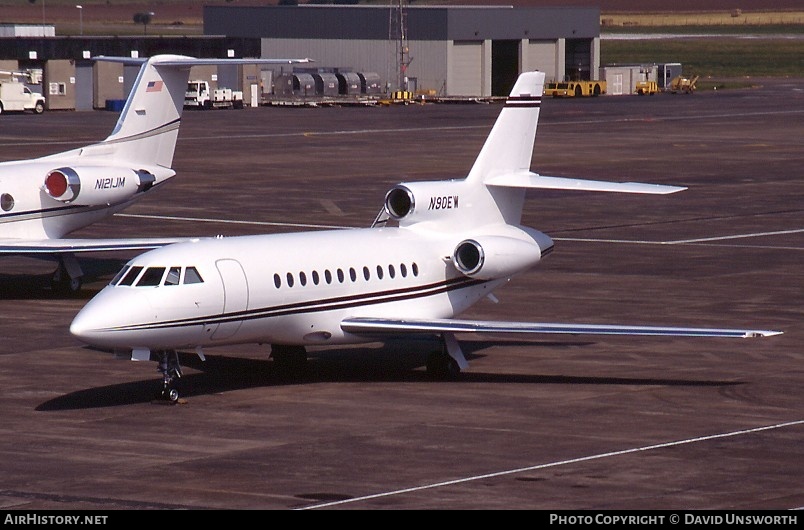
544 80 606 97
635 80 660 95
668 75 699 94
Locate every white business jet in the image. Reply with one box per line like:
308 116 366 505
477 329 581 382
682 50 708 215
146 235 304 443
0 54 309 294
70 71 782 402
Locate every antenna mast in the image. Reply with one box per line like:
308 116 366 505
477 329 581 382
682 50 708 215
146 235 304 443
389 0 411 92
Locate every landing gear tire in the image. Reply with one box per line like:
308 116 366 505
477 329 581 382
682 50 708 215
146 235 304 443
426 351 461 380
156 350 183 404
163 387 180 404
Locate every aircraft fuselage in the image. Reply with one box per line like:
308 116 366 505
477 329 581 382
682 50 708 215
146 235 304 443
70 224 551 350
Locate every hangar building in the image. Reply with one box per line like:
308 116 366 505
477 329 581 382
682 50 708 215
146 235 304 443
204 4 602 97
0 5 601 109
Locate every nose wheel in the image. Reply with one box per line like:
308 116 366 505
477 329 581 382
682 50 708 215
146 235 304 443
157 350 183 403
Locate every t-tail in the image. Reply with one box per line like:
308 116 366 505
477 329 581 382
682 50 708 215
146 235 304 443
42 55 311 171
381 70 686 232
96 55 192 169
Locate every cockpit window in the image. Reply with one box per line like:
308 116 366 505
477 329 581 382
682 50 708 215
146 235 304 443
184 267 204 284
164 267 181 286
136 267 166 287
117 266 143 286
115 265 203 287
111 265 131 285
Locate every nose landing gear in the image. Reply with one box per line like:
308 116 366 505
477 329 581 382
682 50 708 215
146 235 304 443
156 350 183 404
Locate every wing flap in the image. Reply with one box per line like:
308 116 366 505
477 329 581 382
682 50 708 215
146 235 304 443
341 317 782 339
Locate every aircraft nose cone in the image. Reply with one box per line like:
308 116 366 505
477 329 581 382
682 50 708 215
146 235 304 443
70 302 105 345
70 288 151 348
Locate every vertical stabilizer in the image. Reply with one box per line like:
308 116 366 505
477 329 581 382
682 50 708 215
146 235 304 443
92 55 312 170
465 71 545 184
100 55 192 169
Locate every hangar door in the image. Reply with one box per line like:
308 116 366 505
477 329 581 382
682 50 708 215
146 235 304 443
450 41 482 96
491 40 519 96
565 39 592 81
74 62 93 111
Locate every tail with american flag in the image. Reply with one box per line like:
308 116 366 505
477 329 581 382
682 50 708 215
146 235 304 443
91 54 312 170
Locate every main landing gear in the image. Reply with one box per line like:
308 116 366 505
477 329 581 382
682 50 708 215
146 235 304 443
50 255 83 295
270 345 308 376
426 333 469 380
156 350 183 403
426 350 462 379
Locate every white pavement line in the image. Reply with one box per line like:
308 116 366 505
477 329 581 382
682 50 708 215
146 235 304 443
667 228 804 244
298 419 804 510
554 237 668 244
114 212 352 230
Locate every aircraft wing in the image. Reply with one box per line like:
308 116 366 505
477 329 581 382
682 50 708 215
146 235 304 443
341 317 782 339
0 237 205 254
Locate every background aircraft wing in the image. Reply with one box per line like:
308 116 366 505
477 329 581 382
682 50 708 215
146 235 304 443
0 237 205 254
341 317 782 339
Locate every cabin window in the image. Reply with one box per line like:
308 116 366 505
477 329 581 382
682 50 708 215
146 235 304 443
136 267 166 287
299 271 307 286
312 270 320 285
412 263 419 276
117 266 143 286
325 269 332 284
349 267 357 282
274 273 281 288
400 263 407 277
388 264 395 278
337 268 345 283
0 193 14 211
164 267 181 286
286 272 294 288
363 266 370 281
376 265 384 280
184 267 204 284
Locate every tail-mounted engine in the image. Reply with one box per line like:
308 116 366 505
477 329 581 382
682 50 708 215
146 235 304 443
43 167 156 205
384 181 467 226
452 233 549 280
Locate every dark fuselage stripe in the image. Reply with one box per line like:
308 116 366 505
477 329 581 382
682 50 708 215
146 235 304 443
0 181 168 223
107 276 488 332
103 118 181 146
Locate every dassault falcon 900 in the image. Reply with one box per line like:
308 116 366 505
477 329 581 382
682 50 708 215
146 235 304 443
0 54 309 293
70 71 782 402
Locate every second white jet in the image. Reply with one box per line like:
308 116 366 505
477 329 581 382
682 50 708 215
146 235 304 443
70 71 782 402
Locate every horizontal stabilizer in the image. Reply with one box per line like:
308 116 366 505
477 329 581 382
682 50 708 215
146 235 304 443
487 172 687 194
342 317 782 339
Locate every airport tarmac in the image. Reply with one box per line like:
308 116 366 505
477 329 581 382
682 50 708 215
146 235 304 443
0 79 802 511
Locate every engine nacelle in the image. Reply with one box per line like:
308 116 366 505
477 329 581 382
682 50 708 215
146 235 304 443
43 166 156 205
384 181 467 225
452 234 547 280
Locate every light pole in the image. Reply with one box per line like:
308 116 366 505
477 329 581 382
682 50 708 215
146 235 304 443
76 5 82 36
